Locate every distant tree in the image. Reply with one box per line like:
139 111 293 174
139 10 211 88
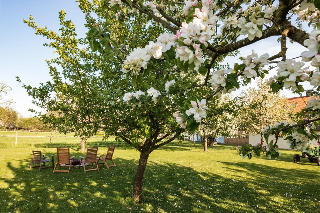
0 82 13 107
235 79 295 143
17 117 50 131
0 107 18 130
198 95 239 151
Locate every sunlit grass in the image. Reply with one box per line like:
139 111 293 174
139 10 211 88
0 132 320 212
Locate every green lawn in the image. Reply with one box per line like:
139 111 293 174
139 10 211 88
0 133 320 212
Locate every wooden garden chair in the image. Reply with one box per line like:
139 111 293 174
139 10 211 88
53 147 74 173
98 145 116 169
80 147 99 173
30 151 54 172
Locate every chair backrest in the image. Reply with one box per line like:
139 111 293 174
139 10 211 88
32 151 42 163
57 147 70 164
106 145 115 160
85 147 98 163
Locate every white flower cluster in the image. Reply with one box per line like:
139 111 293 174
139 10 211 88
186 99 208 122
208 69 229 88
301 29 320 67
222 15 238 29
122 33 176 75
242 50 269 78
237 5 276 41
310 68 320 87
290 131 309 150
272 59 307 90
297 0 317 22
109 0 121 6
261 121 288 134
263 6 276 20
165 80 175 93
306 97 320 109
123 87 161 103
183 0 216 15
123 90 145 102
173 111 186 129
176 1 218 71
147 87 161 103
238 16 264 41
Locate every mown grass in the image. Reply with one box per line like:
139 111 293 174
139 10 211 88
1 133 320 213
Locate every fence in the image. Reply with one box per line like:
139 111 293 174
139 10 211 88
224 135 249 146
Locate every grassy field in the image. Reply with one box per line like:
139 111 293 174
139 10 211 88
1 132 320 212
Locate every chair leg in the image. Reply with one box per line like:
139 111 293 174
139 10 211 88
103 160 109 169
53 163 58 173
96 161 99 171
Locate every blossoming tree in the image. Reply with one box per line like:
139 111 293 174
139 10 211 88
22 0 320 203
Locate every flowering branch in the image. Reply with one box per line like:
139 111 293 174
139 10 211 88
123 0 179 33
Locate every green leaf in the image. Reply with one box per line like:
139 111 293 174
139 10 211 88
198 66 207 75
132 76 137 88
297 85 304 93
91 40 100 52
87 28 98 38
234 63 245 72
166 48 175 60
186 119 200 132
101 37 110 49
270 83 280 93
314 0 320 10
136 74 144 86
163 52 170 62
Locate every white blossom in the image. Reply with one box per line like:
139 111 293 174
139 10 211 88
123 92 132 102
208 69 228 88
147 87 161 103
165 80 175 93
185 99 208 123
306 97 320 109
132 90 145 100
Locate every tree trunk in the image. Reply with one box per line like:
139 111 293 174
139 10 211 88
203 132 208 152
80 137 87 152
132 151 149 203
260 132 265 145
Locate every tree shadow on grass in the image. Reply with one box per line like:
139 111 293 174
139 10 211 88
217 160 320 212
1 155 320 213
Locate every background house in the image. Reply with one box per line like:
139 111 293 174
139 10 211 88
249 96 318 149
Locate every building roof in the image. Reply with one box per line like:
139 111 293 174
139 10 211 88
286 96 313 112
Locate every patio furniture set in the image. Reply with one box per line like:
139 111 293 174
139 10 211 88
30 145 116 173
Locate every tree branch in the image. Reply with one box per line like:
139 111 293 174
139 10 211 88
215 27 280 55
156 6 181 27
216 0 241 16
123 0 179 33
154 131 182 149
116 132 142 151
155 133 170 143
204 53 218 85
284 21 309 47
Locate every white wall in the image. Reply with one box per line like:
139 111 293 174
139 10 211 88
249 134 318 149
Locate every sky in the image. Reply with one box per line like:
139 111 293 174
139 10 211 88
0 0 310 118
0 0 86 117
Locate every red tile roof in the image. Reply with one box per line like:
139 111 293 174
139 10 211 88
286 96 313 112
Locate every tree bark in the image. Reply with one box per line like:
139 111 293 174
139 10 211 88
203 132 208 152
80 137 88 152
132 151 149 203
